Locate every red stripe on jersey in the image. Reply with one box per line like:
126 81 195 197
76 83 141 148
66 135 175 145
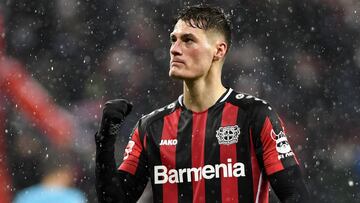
220 102 239 203
260 117 284 175
250 128 261 202
250 128 270 203
191 112 207 203
143 133 147 150
160 108 181 203
119 128 143 175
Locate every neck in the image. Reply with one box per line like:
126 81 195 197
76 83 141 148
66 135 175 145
42 170 72 187
183 67 226 112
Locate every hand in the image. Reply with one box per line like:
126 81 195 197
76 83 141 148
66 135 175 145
96 99 133 147
102 99 133 122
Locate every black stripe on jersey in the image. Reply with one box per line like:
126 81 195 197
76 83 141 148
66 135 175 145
176 110 193 202
204 103 224 203
133 149 150 198
236 106 254 203
251 105 266 171
146 117 164 203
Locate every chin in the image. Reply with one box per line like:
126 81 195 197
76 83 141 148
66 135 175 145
169 71 185 80
169 66 198 80
169 72 197 81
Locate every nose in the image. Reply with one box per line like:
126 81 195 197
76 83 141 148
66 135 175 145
170 41 182 56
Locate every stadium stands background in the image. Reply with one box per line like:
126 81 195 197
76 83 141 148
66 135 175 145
0 0 359 202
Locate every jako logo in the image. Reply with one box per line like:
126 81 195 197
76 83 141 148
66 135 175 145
159 139 177 146
154 158 245 184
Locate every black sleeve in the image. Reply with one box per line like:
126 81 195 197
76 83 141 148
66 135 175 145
269 165 310 203
95 125 148 203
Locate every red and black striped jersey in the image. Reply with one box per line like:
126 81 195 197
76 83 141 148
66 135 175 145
119 88 299 203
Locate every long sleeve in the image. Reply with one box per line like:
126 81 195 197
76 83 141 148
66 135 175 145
95 121 149 203
269 165 310 202
251 102 309 202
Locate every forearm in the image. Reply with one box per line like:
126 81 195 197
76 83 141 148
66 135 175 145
95 142 124 203
269 165 310 203
96 142 148 203
95 100 148 202
96 138 146 203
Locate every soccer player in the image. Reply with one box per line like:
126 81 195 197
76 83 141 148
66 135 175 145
95 5 310 203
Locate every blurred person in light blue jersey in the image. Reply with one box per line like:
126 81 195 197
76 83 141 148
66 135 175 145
13 152 87 203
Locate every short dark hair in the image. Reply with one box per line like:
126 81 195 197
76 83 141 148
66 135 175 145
175 5 232 50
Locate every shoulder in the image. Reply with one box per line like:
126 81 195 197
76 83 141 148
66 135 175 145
226 89 272 113
225 89 280 126
138 99 180 129
63 187 87 202
14 185 47 203
14 185 42 197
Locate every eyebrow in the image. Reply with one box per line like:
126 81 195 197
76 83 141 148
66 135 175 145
170 33 196 40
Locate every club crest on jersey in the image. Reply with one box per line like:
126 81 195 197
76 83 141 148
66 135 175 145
270 129 294 159
216 125 240 145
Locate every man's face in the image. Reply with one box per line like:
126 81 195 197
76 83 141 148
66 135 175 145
169 20 216 80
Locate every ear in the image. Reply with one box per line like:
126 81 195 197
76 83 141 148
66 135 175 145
213 41 227 61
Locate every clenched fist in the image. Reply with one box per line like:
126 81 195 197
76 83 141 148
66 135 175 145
95 99 132 148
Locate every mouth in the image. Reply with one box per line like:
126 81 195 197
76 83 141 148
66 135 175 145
171 59 185 64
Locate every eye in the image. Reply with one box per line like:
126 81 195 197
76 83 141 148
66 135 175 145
170 36 176 44
183 37 193 43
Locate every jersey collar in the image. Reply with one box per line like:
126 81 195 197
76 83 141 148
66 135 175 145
177 88 233 107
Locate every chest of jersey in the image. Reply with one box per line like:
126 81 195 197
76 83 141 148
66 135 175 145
144 103 258 202
146 103 254 182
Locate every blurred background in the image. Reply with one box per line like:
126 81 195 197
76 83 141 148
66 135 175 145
0 0 359 202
